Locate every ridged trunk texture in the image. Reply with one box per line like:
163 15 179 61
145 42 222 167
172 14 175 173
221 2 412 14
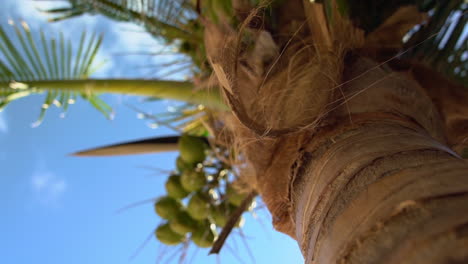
292 122 468 264
260 58 468 263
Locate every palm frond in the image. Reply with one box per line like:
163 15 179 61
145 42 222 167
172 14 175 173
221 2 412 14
18 79 228 110
41 1 219 74
42 0 198 43
404 1 467 84
72 135 213 156
0 20 109 122
344 0 466 84
0 20 227 124
131 102 212 136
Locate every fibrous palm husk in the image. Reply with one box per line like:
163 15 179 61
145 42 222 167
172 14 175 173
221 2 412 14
202 1 363 238
202 1 429 238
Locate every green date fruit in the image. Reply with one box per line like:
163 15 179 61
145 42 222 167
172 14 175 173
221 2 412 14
154 196 182 220
170 211 198 235
155 223 184 245
187 192 210 220
191 222 216 248
176 156 192 173
226 185 247 207
178 135 206 164
181 170 206 192
165 175 189 199
211 203 244 228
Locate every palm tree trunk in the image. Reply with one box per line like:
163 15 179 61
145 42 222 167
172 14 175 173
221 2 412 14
259 58 468 263
293 121 468 264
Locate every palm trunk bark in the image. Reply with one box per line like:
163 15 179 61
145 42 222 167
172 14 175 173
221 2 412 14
292 121 468 264
260 58 468 263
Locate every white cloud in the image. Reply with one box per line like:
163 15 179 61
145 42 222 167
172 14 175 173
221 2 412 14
31 170 67 206
0 112 8 133
112 24 158 51
31 172 52 191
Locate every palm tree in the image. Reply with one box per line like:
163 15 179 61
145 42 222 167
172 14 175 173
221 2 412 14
2 0 468 263
206 1 468 263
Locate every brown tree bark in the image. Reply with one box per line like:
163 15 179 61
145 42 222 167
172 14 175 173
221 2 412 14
258 58 468 263
207 3 468 262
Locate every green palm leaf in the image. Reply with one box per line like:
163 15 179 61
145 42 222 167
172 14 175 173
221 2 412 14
0 20 108 122
345 0 466 83
404 0 467 83
43 0 197 42
21 79 227 110
0 20 227 124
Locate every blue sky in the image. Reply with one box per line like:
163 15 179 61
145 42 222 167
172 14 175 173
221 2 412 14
0 1 303 263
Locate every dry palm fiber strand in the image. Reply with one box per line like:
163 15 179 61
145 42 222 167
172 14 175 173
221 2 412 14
205 20 343 137
202 0 436 242
202 1 364 177
200 1 366 240
201 1 435 250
